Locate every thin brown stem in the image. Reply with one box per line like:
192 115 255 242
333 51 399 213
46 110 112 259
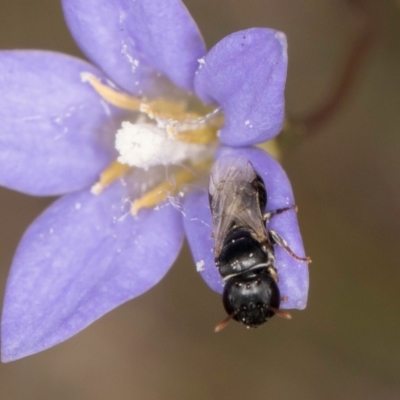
300 0 376 134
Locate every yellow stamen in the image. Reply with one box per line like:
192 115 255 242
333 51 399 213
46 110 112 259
140 103 202 121
81 73 141 111
131 162 211 215
91 160 131 195
81 73 187 114
141 101 223 145
141 102 223 126
141 99 187 116
166 125 218 144
131 168 195 215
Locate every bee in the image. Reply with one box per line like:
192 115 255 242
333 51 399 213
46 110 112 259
209 155 310 331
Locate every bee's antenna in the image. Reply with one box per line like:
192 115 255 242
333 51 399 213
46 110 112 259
270 308 292 320
214 313 236 332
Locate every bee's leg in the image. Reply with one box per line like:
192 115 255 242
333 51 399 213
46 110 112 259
267 266 279 283
268 229 312 263
270 308 292 319
263 205 297 222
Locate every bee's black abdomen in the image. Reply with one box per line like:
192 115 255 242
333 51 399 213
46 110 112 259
216 227 280 328
217 229 268 278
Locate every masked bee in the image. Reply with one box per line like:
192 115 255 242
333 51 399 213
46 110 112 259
209 155 310 331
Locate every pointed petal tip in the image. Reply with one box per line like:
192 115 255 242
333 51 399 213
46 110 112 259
1 337 35 363
1 348 27 363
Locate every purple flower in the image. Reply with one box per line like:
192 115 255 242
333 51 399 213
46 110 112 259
0 0 308 362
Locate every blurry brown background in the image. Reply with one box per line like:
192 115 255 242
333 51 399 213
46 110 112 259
1 0 400 399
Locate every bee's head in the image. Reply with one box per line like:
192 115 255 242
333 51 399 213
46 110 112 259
222 271 280 328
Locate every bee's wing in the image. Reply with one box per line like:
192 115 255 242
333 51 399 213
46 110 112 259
209 156 267 256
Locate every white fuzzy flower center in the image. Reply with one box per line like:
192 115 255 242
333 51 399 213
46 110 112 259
81 72 222 212
115 122 209 170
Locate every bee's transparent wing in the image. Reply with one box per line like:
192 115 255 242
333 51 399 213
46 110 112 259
209 155 267 256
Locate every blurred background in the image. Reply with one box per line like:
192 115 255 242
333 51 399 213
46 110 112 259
1 0 400 398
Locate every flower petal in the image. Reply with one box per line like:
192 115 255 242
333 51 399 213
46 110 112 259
0 50 118 196
183 146 309 310
194 28 288 146
1 182 184 362
62 0 206 94
183 189 225 294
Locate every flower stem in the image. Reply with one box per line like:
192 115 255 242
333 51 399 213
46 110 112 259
280 0 377 149
301 0 376 134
